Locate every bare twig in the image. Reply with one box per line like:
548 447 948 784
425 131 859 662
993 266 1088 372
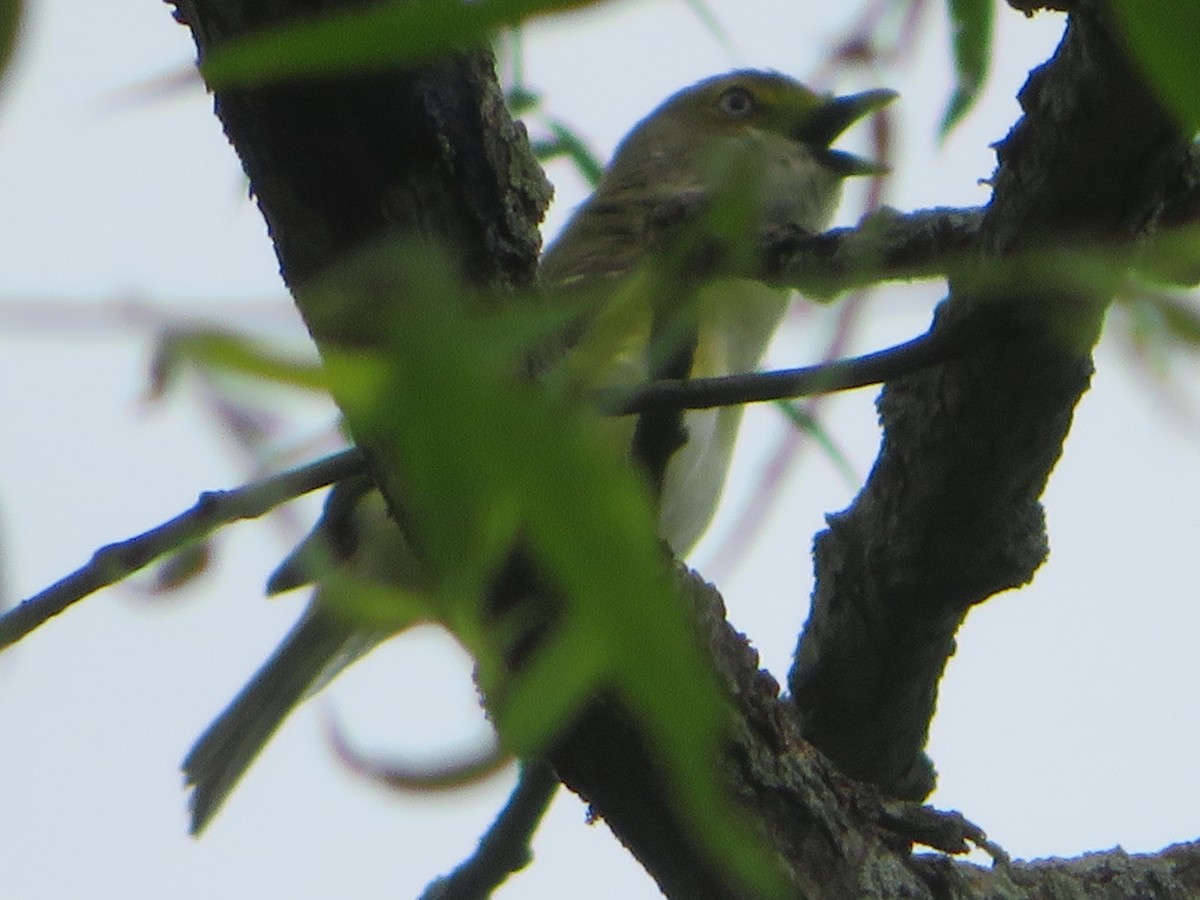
0 448 364 650
612 317 988 416
3 317 978 653
421 761 560 900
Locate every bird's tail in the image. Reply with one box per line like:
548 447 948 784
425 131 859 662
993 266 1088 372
182 607 365 834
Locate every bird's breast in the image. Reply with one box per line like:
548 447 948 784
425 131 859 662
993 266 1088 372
658 279 790 555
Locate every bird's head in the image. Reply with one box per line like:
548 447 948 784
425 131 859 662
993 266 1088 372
605 70 896 190
540 71 896 286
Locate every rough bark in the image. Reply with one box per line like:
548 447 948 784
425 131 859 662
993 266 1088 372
789 0 1199 803
166 0 1200 896
168 1 551 293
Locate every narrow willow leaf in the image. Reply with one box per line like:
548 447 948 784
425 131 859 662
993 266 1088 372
1136 223 1200 287
317 576 437 634
940 0 993 137
544 121 605 188
1157 295 1200 346
776 400 859 488
680 0 736 57
506 85 542 116
1128 291 1200 347
202 0 610 89
312 239 786 898
1112 0 1200 134
0 0 21 94
151 329 326 395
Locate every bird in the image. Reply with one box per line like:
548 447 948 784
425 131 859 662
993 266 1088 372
183 69 895 833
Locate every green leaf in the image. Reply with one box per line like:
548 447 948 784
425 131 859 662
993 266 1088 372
1135 222 1200 287
506 85 542 117
1112 0 1200 134
318 576 436 633
150 329 327 397
532 121 605 187
940 0 993 137
310 239 787 898
1125 290 1200 348
1157 295 1200 345
202 0 610 89
0 0 21 95
680 0 735 57
776 401 859 488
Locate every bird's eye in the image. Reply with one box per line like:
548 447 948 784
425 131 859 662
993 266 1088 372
717 86 756 118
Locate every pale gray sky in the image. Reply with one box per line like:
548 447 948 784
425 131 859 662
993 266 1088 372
1 2 1197 897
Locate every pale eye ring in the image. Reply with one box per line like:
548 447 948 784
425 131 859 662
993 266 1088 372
717 86 756 117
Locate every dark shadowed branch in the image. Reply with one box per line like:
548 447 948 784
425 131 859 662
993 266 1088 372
789 0 1200 806
154 0 1200 896
1 309 985 652
420 761 560 900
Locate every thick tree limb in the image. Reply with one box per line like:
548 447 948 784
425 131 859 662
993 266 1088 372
788 0 1198 802
168 1 551 292
164 0 1200 897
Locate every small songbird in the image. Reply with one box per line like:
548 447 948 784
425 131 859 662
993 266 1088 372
183 70 895 832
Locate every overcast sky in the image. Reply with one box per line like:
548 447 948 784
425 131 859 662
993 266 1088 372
1 2 1198 898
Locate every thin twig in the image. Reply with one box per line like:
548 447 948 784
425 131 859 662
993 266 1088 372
421 761 560 900
0 448 364 650
706 289 873 581
2 317 977 651
612 320 979 416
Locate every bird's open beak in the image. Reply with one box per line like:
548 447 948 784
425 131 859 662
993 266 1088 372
794 88 897 177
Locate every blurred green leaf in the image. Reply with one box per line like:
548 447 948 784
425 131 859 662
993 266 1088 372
680 0 735 57
1112 289 1200 390
1125 290 1200 348
148 540 212 593
532 121 605 187
318 575 436 633
1112 0 1200 134
1157 295 1200 345
506 85 542 116
202 0 609 89
1135 222 1200 287
502 28 603 188
0 0 21 95
312 240 786 898
150 329 326 398
776 401 859 488
940 0 993 137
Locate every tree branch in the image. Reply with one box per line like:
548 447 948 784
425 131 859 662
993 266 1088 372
0 448 361 649
420 761 559 900
789 0 1199 803
762 205 985 297
612 313 1000 415
162 1 1200 896
0 318 973 653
